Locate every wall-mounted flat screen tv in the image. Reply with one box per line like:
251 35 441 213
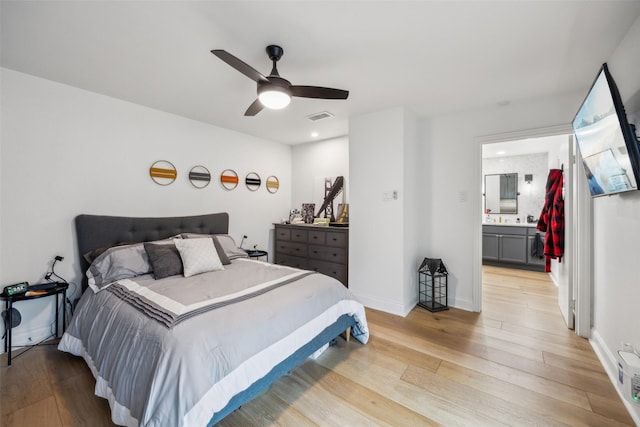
572 63 640 197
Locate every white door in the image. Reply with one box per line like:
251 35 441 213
572 137 593 337
555 136 574 330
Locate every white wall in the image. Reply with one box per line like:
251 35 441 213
349 106 419 316
588 15 640 423
0 69 292 347
290 136 349 214
425 94 580 311
402 109 420 310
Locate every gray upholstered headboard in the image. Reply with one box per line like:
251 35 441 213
75 212 229 291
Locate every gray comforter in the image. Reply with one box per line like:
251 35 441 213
58 259 368 427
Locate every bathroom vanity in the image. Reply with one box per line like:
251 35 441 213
482 224 545 271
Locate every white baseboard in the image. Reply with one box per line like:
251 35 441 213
0 323 56 355
351 291 415 317
451 297 474 312
11 324 54 347
590 329 640 425
353 290 472 317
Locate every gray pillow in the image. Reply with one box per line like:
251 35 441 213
144 242 183 279
213 234 249 260
87 243 151 292
83 241 133 264
86 238 176 292
211 236 231 265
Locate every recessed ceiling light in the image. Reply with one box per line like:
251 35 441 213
497 150 506 155
311 132 319 138
497 100 510 107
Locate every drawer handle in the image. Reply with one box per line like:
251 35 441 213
313 250 318 254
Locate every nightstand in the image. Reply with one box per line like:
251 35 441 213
1 282 69 366
244 249 268 262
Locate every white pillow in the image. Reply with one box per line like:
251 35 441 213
174 238 224 277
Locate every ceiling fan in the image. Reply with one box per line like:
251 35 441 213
211 45 349 116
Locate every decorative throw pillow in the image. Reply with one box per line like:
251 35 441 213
180 233 232 265
144 242 183 279
174 238 224 277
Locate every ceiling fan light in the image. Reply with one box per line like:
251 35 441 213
258 88 291 110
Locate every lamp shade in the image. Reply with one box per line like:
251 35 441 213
258 87 291 109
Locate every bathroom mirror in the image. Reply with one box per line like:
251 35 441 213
484 173 518 214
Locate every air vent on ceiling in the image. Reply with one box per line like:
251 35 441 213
306 111 334 122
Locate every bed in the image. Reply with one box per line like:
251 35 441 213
58 213 369 426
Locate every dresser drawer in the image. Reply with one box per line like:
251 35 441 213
326 231 347 247
308 245 346 263
275 227 291 241
275 241 308 257
273 224 349 288
308 230 326 245
275 254 308 270
308 259 347 286
290 229 308 242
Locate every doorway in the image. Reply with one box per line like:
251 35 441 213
475 128 591 336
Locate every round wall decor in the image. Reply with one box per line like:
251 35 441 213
245 172 261 191
266 175 280 193
220 169 239 190
188 165 211 189
149 160 177 186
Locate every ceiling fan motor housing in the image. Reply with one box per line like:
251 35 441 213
266 45 284 62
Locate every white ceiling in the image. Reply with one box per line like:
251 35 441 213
482 135 568 159
2 1 640 145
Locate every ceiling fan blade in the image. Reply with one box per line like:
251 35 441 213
211 49 268 83
244 99 264 116
290 86 349 100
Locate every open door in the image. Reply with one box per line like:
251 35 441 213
572 136 593 338
554 135 574 330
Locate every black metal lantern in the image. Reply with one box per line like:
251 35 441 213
418 258 449 312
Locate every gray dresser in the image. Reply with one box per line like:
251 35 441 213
274 224 349 287
482 224 545 271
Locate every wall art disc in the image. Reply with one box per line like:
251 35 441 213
220 169 239 190
245 172 261 191
149 160 177 186
266 175 280 194
189 165 211 189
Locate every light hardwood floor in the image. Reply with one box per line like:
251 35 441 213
1 266 634 426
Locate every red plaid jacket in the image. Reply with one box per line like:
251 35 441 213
536 169 564 272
